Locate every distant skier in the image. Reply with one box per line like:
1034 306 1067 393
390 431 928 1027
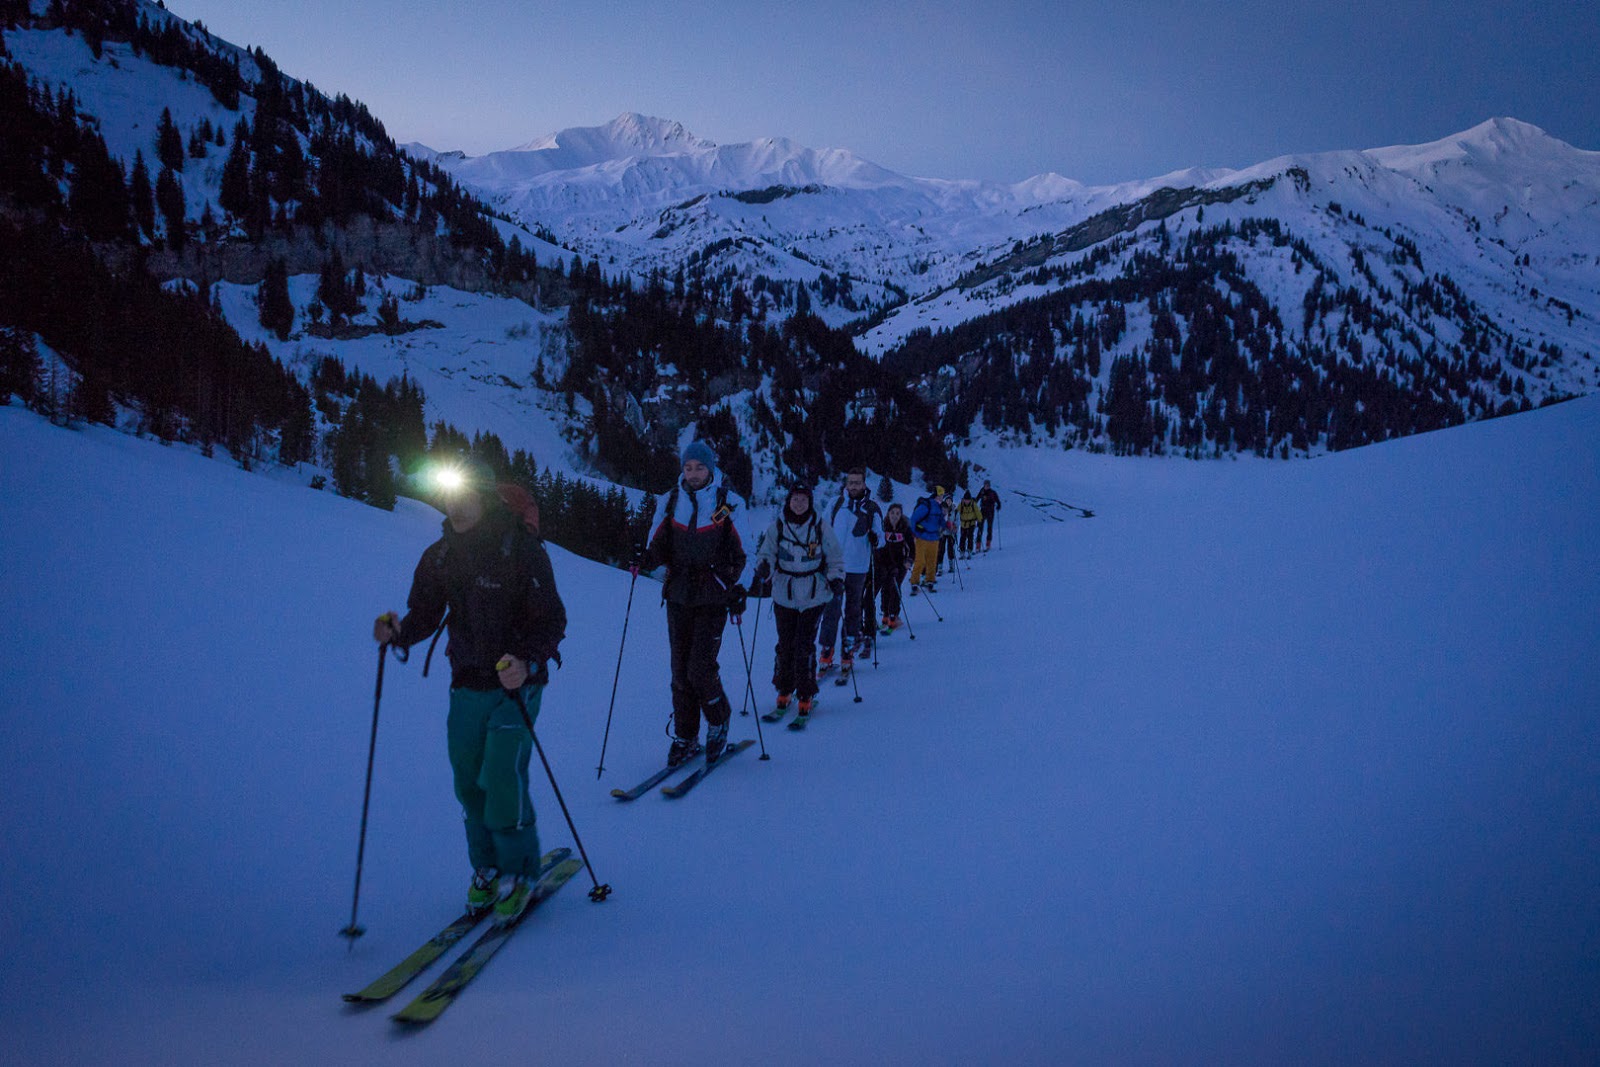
977 480 1002 550
908 486 945 593
875 501 914 629
938 489 958 574
373 458 566 924
957 491 982 559
750 483 845 724
632 442 750 768
817 467 883 673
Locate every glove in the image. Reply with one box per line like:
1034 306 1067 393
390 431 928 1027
752 560 771 584
373 611 399 644
867 531 879 548
828 578 845 599
749 574 772 599
727 583 748 618
628 545 646 577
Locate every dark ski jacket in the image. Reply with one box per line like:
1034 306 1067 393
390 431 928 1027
978 487 1002 517
641 472 749 608
395 505 567 690
877 514 914 571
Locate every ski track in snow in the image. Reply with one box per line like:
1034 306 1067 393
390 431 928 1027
1 401 1598 1064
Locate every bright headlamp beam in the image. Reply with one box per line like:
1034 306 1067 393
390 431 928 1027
434 466 466 492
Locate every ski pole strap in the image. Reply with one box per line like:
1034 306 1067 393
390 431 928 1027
422 609 450 677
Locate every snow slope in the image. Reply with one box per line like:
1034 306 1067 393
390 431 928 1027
1 399 1597 1064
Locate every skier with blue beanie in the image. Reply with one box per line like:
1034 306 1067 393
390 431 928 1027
632 441 750 767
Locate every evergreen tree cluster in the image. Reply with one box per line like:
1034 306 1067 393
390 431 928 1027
886 217 1561 457
560 260 951 497
0 217 313 459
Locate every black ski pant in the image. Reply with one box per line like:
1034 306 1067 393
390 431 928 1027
979 513 995 544
772 603 824 699
873 550 906 619
959 525 976 554
666 600 732 741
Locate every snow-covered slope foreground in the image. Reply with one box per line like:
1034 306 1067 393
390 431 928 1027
2 399 1597 1064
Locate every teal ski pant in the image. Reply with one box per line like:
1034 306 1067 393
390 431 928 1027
447 685 542 878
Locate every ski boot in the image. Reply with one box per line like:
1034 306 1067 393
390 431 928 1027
705 721 729 763
667 734 697 768
789 698 814 730
817 647 835 676
494 876 535 925
467 867 500 912
762 693 792 723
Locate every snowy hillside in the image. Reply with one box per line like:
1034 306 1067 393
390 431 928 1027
2 393 1597 1064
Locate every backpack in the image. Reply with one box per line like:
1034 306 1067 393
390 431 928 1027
774 512 825 576
495 482 542 539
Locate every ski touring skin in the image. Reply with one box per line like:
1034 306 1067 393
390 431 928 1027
343 848 571 1004
390 857 585 1025
610 747 703 801
660 739 756 798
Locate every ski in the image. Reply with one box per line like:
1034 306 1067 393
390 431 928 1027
391 857 584 1025
660 739 755 798
834 667 853 687
787 701 816 731
344 848 570 1004
610 748 702 801
760 704 791 724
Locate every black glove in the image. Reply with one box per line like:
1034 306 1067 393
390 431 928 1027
750 574 772 599
530 659 551 686
727 583 748 617
828 577 845 599
628 544 647 569
867 531 879 548
752 560 771 584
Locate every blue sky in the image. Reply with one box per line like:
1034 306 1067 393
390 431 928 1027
166 0 1600 184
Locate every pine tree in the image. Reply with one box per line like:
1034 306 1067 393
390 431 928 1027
0 325 41 407
219 137 250 219
155 165 185 249
876 473 894 503
258 258 294 340
155 107 183 171
129 150 155 239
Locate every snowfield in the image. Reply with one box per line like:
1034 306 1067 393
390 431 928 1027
1 400 1597 1065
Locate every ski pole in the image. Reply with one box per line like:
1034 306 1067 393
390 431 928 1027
737 587 764 716
848 650 863 704
896 572 916 640
340 642 388 945
951 538 966 591
509 680 611 902
733 615 770 761
867 556 879 669
921 585 945 622
595 570 639 778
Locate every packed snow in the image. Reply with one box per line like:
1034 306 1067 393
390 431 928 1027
2 397 1597 1064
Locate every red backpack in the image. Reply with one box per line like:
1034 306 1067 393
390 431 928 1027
495 482 542 538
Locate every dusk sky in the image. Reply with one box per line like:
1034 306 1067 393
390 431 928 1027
165 0 1600 185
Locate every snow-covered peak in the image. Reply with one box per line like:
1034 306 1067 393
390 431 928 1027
1369 117 1593 172
507 112 717 159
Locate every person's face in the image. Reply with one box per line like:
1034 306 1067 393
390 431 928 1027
846 473 865 497
682 459 711 489
887 505 902 522
789 491 811 516
444 487 485 532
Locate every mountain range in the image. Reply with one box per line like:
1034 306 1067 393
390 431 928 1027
4 1 1599 500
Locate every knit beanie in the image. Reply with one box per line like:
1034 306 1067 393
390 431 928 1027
681 440 718 472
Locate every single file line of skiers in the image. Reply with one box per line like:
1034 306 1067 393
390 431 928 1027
358 442 1003 927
